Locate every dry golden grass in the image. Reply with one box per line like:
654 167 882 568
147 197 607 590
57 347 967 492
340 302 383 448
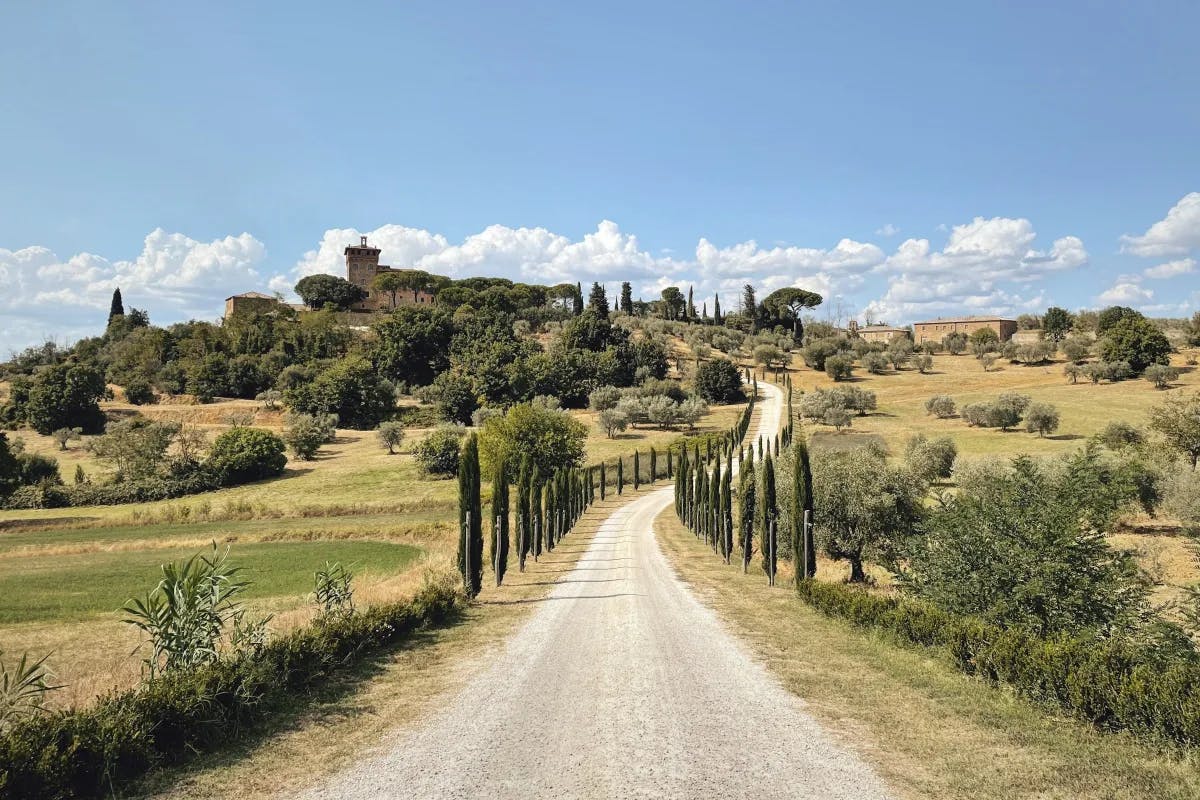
785 347 1200 460
133 484 663 800
654 510 1200 800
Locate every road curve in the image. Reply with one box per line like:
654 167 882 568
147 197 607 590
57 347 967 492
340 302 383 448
298 381 892 800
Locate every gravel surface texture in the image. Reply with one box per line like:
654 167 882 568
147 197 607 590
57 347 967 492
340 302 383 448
297 381 892 799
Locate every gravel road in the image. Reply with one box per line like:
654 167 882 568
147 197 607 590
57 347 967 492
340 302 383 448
298 382 892 799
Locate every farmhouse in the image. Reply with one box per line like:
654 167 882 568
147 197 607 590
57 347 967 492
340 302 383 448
344 236 436 311
848 320 909 343
912 315 1017 344
224 291 282 319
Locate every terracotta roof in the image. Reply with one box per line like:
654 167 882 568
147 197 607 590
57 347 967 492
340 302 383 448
913 315 1015 324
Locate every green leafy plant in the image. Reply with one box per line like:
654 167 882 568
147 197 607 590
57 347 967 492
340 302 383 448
0 650 59 732
314 561 356 620
122 545 252 677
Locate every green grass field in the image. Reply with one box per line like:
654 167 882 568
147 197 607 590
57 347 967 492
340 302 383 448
0 540 421 625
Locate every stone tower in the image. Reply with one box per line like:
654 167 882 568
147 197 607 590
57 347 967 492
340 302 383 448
344 235 382 294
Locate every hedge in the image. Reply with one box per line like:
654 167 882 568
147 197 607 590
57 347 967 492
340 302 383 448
796 579 1200 747
0 579 460 799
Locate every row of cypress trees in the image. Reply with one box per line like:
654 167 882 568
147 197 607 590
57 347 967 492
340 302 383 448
676 373 816 586
458 436 600 599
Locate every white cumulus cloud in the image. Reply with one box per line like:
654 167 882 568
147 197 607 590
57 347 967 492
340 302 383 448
1120 192 1200 258
1097 281 1154 305
1143 257 1196 280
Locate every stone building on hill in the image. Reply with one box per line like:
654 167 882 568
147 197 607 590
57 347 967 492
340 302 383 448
848 320 909 343
912 315 1017 344
344 236 436 312
224 291 282 319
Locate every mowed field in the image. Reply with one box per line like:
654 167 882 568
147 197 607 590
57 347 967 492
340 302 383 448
0 390 745 706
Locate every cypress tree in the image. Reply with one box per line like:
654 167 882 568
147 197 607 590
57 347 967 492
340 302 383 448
701 301 708 323
573 281 584 315
667 447 673 478
600 461 607 500
544 476 556 552
490 457 510 586
721 455 734 564
687 286 696 321
739 467 756 573
713 293 722 325
758 453 777 581
617 456 624 495
709 461 722 552
798 438 817 581
620 281 633 314
531 468 543 561
517 456 531 572
108 288 125 323
457 433 483 598
588 282 610 317
649 447 657 482
633 451 641 490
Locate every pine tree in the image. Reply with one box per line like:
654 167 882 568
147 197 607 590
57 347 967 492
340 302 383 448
620 281 633 314
588 282 610 317
491 457 510 586
758 454 777 581
739 466 756 573
633 451 641 490
713 294 722 325
108 288 125 324
457 433 483 598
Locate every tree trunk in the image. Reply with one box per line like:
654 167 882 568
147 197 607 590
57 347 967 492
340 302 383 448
849 557 866 583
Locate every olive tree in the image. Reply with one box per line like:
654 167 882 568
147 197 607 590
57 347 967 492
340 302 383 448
812 448 924 582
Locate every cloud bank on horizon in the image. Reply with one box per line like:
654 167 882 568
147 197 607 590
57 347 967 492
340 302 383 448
2 193 1198 353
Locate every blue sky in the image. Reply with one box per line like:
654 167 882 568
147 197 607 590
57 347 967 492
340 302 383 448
1 0 1198 349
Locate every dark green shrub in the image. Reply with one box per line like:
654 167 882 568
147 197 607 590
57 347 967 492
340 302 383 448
796 579 1200 747
123 379 157 405
415 426 462 477
204 428 287 486
693 359 744 404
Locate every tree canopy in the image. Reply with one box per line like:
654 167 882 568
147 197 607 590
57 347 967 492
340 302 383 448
295 274 368 310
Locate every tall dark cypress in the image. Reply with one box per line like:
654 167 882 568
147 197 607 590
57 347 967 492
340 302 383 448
544 476 556 552
739 466 756 573
532 470 547 563
573 281 584 315
795 438 817 582
721 456 734 564
108 288 125 323
758 453 777 581
633 451 641 490
457 433 483 598
667 447 673 478
709 461 721 553
617 456 624 495
649 447 657 483
517 456 531 572
490 457 510 586
620 281 633 314
713 293 722 325
600 461 607 500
